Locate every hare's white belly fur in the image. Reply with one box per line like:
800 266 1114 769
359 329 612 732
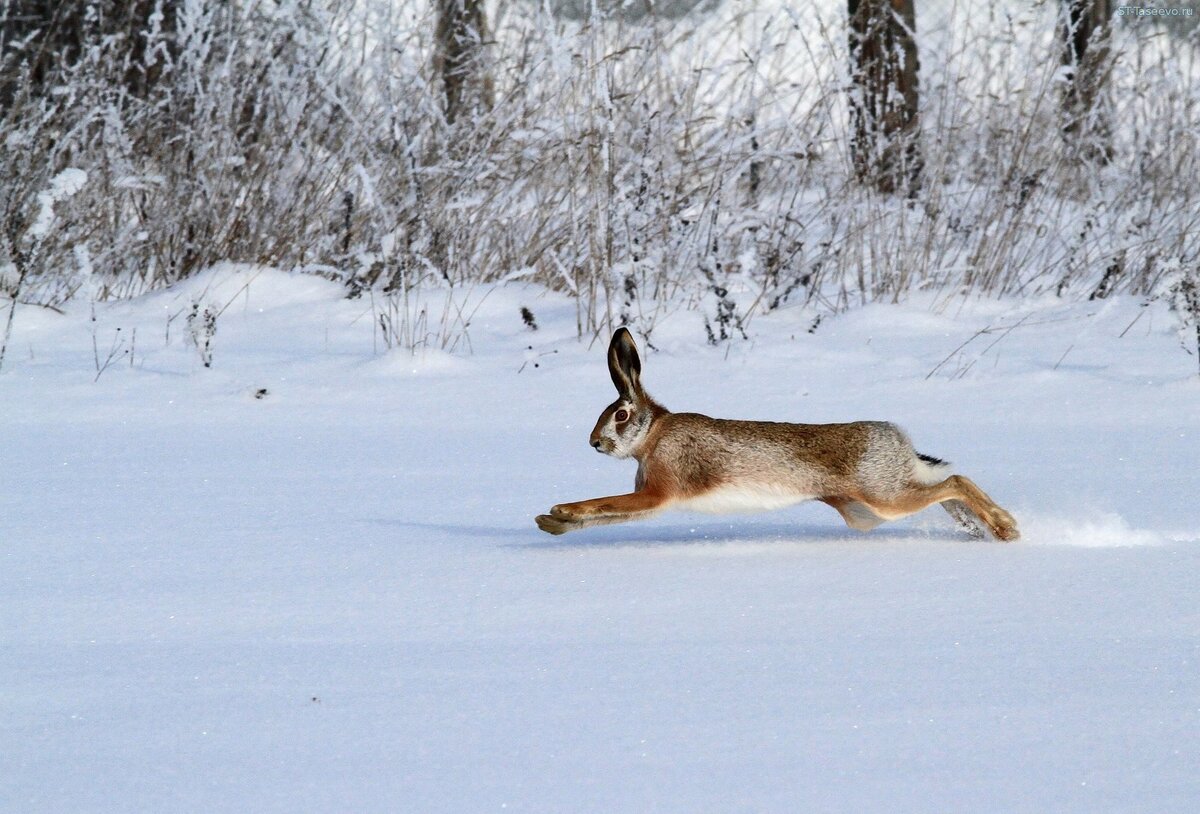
680 482 812 514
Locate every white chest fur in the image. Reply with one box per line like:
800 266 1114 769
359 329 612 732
680 482 812 515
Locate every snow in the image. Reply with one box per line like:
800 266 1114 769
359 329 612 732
2 268 1199 811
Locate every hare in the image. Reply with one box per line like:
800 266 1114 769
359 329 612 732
535 328 1019 541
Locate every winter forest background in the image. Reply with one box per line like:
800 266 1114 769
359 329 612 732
2 0 1198 359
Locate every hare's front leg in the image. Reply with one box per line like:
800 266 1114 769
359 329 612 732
535 491 668 535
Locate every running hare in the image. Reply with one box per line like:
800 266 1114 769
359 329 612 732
535 328 1019 541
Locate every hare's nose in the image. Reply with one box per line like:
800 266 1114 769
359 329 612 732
591 439 602 449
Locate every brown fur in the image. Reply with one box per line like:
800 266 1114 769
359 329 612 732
535 329 1019 541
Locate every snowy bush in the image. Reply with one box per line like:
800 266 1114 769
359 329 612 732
1 0 1197 350
1157 262 1200 373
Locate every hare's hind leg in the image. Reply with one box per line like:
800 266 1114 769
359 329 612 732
536 491 668 535
862 474 1019 541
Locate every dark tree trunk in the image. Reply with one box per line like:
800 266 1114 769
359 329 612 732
1 2 84 109
434 0 493 126
847 0 922 196
1 1 180 111
1059 0 1114 163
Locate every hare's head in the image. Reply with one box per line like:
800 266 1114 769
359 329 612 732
589 328 659 459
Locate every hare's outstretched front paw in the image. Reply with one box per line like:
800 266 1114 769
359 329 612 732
535 506 576 537
536 512 576 535
549 503 582 520
536 503 585 535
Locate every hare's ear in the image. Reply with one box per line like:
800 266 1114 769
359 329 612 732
608 327 643 399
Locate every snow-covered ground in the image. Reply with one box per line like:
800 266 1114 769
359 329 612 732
3 269 1198 812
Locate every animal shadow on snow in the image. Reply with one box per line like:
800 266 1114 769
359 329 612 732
521 521 968 550
372 519 969 549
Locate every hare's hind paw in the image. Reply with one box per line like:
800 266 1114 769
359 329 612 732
992 519 1020 541
536 513 575 535
986 507 1020 541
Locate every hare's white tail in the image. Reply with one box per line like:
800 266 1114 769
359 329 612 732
914 452 953 485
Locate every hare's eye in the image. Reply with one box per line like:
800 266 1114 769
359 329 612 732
615 409 630 422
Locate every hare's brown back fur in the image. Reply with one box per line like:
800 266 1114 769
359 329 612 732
638 415 931 507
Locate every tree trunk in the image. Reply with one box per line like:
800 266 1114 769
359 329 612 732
1 1 179 111
1059 0 1114 163
434 0 493 126
847 0 922 196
